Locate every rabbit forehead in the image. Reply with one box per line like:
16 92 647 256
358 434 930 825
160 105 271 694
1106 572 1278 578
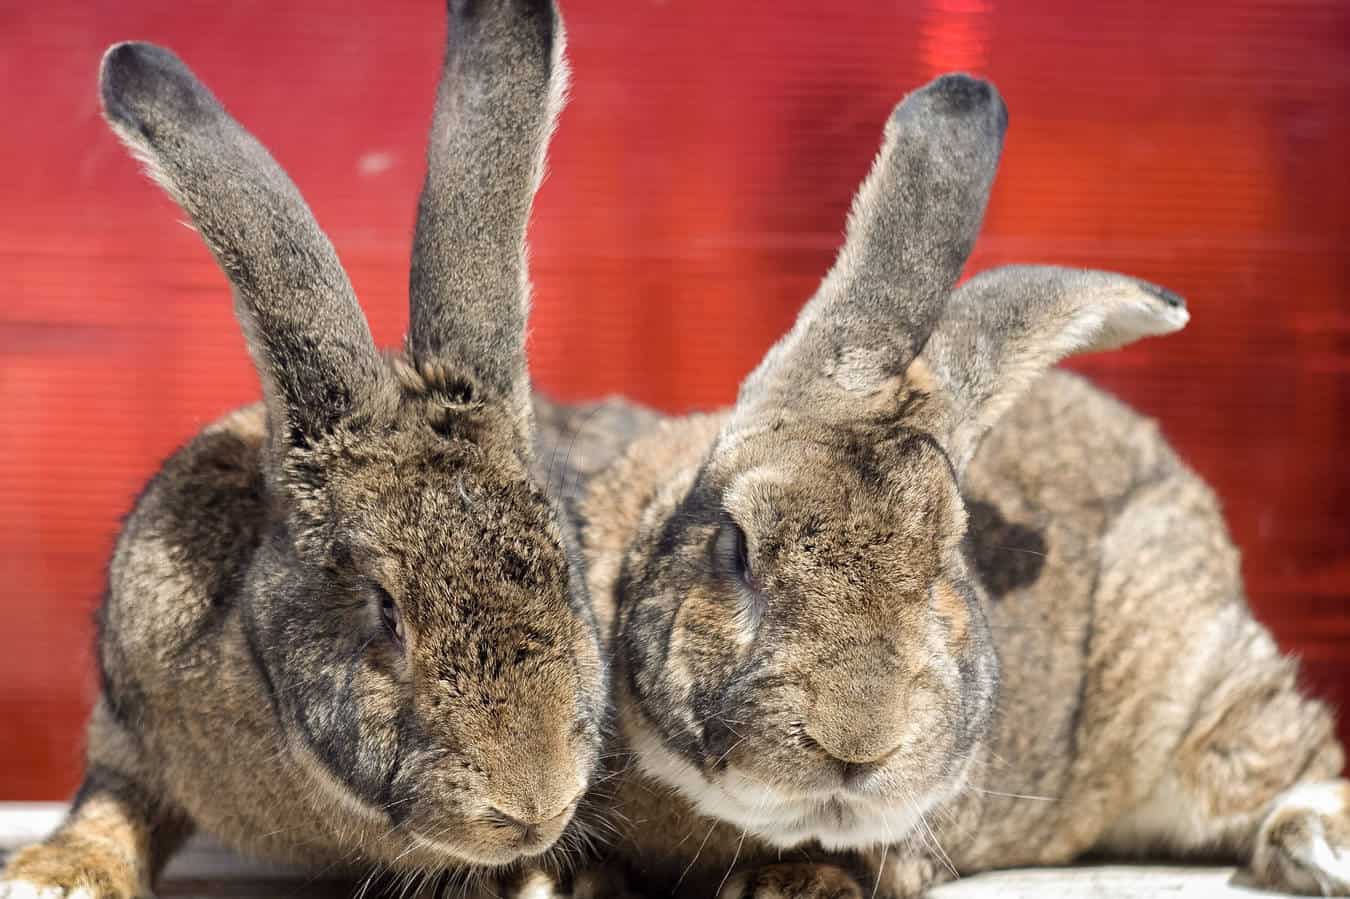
714 419 965 561
283 414 585 657
302 411 551 548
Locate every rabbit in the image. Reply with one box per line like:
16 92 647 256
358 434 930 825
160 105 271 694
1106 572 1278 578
0 2 610 897
532 72 1349 898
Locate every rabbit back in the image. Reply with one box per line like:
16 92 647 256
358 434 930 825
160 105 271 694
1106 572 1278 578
961 370 1341 869
574 366 1343 894
94 403 386 870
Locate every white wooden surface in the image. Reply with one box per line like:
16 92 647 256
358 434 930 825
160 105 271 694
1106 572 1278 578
0 803 1289 897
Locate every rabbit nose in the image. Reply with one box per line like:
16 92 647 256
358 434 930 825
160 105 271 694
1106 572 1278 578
803 736 904 795
489 788 582 829
806 730 903 770
488 797 577 845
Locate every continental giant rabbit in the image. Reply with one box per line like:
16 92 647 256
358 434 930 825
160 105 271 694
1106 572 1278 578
0 2 608 897
536 73 1348 897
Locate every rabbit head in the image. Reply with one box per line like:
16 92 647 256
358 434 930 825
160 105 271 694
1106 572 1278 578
612 74 1190 851
100 0 603 867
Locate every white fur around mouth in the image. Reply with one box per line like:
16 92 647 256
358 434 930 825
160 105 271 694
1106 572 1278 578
765 794 927 849
631 722 941 850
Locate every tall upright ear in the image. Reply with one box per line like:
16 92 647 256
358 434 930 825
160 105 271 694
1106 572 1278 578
408 0 568 431
99 42 383 456
732 73 1007 422
920 265 1190 472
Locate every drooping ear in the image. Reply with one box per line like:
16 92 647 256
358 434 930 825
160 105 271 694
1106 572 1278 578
920 265 1190 472
99 42 383 455
408 0 568 430
732 73 1007 421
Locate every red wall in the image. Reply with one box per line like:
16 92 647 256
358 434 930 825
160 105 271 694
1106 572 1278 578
2 0 1347 800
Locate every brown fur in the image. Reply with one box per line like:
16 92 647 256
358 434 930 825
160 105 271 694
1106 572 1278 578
527 73 1347 899
557 374 1346 898
1 3 610 897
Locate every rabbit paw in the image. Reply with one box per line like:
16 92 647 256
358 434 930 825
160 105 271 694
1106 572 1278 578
566 863 645 899
480 864 642 899
1253 780 1350 896
0 842 147 899
874 856 943 899
719 863 863 899
494 870 562 899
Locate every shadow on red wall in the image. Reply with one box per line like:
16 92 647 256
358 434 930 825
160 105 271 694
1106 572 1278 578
1 0 1347 799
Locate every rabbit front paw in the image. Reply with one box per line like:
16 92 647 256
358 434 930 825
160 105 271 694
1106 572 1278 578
0 838 149 899
719 862 863 899
476 864 642 899
1253 780 1350 896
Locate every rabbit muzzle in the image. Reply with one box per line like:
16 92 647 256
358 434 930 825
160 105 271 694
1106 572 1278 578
396 785 584 866
630 706 969 851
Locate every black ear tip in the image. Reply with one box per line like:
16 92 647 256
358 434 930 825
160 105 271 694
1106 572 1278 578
897 72 1007 133
99 41 215 131
1139 281 1186 309
448 0 556 41
100 42 170 123
932 73 991 108
930 73 1003 120
101 41 174 94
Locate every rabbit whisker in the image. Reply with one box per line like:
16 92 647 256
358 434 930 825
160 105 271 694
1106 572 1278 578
715 827 749 898
990 543 1048 558
902 782 958 881
872 842 889 899
672 820 719 896
969 787 1057 802
711 734 750 769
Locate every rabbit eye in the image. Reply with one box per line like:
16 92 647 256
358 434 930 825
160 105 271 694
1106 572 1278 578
713 515 755 590
374 585 404 646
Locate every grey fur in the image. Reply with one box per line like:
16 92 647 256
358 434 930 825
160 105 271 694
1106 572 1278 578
100 42 386 461
734 74 1006 422
518 71 1347 899
409 0 568 429
921 264 1190 470
0 5 606 898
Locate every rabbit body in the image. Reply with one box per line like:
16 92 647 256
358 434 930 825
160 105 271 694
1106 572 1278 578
0 2 612 897
531 71 1348 899
3 6 1347 898
537 370 1345 898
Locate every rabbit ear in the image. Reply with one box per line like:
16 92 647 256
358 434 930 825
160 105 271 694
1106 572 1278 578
407 0 568 427
733 73 1007 420
920 265 1190 472
100 42 383 452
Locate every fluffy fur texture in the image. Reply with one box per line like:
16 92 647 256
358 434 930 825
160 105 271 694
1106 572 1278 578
0 2 609 897
528 73 1347 898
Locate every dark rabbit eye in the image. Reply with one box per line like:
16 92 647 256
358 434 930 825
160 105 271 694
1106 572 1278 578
374 585 404 646
713 514 754 589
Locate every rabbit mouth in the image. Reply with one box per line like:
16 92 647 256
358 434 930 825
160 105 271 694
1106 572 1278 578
773 795 928 849
632 719 955 850
719 778 939 850
405 822 561 867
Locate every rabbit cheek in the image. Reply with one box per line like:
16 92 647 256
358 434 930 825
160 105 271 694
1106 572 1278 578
932 580 970 650
929 575 999 757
